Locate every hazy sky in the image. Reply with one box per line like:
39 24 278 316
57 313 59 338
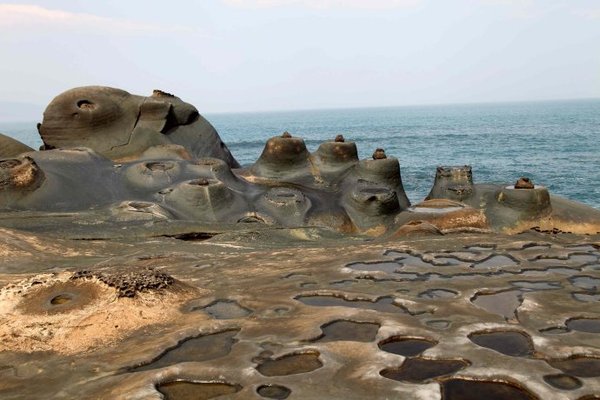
1 0 599 116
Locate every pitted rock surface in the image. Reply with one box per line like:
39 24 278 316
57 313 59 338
71 267 175 297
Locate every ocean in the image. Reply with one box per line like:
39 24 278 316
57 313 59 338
2 99 599 209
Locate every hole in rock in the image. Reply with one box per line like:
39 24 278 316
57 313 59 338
473 255 519 269
441 378 538 400
418 289 459 299
157 381 241 400
346 261 401 273
132 330 238 372
188 178 211 186
468 330 534 357
380 358 468 383
426 320 451 329
313 320 380 343
145 161 174 172
548 355 600 377
50 293 73 305
378 337 437 356
566 318 600 333
539 327 570 335
543 374 582 390
128 201 153 210
471 289 523 320
257 384 292 399
194 300 252 320
256 351 323 376
76 99 95 109
296 295 407 314
162 232 216 241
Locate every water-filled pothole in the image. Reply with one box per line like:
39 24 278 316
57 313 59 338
192 300 252 319
471 289 523 320
520 243 552 251
572 292 600 302
313 320 380 342
431 257 467 266
386 252 435 268
329 280 357 288
256 351 323 376
548 355 600 377
346 261 401 273
510 281 562 291
132 330 238 371
464 244 496 252
418 289 459 299
566 318 600 333
569 276 600 290
257 384 292 399
380 358 468 383
468 330 534 357
426 320 451 330
473 255 519 269
378 337 437 356
542 374 582 390
441 378 538 400
295 295 407 314
156 381 241 400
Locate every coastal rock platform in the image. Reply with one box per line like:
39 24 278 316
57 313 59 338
1 86 600 399
0 227 599 399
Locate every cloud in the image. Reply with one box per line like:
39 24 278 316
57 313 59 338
0 4 192 33
222 0 422 10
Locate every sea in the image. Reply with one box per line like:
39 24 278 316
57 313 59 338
2 99 599 209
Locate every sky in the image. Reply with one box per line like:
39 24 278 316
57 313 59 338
0 0 599 119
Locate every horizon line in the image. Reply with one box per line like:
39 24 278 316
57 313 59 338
204 96 600 116
1 95 599 124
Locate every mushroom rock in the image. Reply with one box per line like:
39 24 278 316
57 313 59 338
0 133 34 158
1 85 600 236
38 86 239 167
426 165 473 202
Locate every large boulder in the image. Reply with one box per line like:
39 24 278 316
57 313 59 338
38 86 239 167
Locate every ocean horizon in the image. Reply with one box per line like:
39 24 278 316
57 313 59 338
2 98 599 209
